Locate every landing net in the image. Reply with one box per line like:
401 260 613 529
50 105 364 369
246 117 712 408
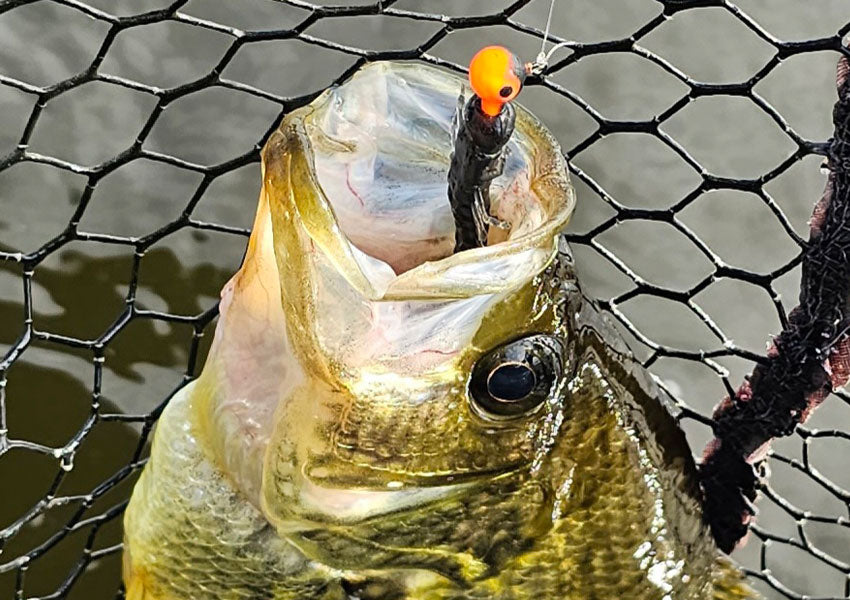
0 1 849 598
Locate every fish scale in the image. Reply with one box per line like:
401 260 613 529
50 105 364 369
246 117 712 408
333 393 532 476
404 356 740 600
123 387 342 600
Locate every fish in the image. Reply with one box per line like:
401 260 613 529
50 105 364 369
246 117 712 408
122 61 757 599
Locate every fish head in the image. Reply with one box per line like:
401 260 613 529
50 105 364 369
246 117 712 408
197 63 656 584
254 62 577 531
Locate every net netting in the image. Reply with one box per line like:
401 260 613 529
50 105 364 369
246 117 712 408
1 0 849 598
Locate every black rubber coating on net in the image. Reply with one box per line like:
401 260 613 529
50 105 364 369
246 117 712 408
1 1 850 599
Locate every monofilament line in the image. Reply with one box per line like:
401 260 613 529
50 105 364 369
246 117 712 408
540 0 557 56
533 0 571 74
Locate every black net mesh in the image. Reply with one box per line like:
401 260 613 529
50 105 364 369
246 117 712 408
1 0 850 598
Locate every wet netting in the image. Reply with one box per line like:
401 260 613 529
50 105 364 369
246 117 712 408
1 0 850 598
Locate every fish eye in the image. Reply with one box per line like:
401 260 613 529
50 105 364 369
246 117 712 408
499 85 514 98
469 335 564 419
487 363 536 400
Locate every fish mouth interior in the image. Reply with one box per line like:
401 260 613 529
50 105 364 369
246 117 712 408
296 62 574 300
311 91 548 275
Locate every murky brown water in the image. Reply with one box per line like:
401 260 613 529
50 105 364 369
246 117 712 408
2 1 850 598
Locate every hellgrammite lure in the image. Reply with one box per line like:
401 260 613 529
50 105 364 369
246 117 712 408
447 46 530 251
447 45 564 252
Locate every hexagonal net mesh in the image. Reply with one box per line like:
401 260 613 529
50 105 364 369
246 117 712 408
1 0 850 598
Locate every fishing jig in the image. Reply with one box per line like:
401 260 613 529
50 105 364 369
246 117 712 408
447 39 568 252
447 46 528 252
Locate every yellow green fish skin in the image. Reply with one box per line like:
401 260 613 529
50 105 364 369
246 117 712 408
122 62 757 600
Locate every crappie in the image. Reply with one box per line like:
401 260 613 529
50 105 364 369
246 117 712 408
123 62 755 599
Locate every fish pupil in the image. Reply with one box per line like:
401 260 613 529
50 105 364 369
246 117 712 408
487 363 536 401
499 85 513 98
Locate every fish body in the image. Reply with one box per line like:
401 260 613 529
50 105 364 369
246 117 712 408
123 62 756 600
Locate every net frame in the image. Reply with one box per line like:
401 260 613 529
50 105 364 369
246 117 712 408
0 0 849 598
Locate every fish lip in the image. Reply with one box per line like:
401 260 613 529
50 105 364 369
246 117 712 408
306 459 528 490
289 462 528 527
262 61 576 302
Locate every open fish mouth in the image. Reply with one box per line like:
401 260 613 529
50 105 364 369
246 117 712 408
263 61 575 301
239 62 578 527
192 61 578 534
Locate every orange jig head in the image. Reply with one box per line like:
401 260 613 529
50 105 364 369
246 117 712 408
468 46 529 117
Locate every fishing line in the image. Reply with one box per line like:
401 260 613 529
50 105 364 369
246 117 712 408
532 0 572 75
540 0 556 56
